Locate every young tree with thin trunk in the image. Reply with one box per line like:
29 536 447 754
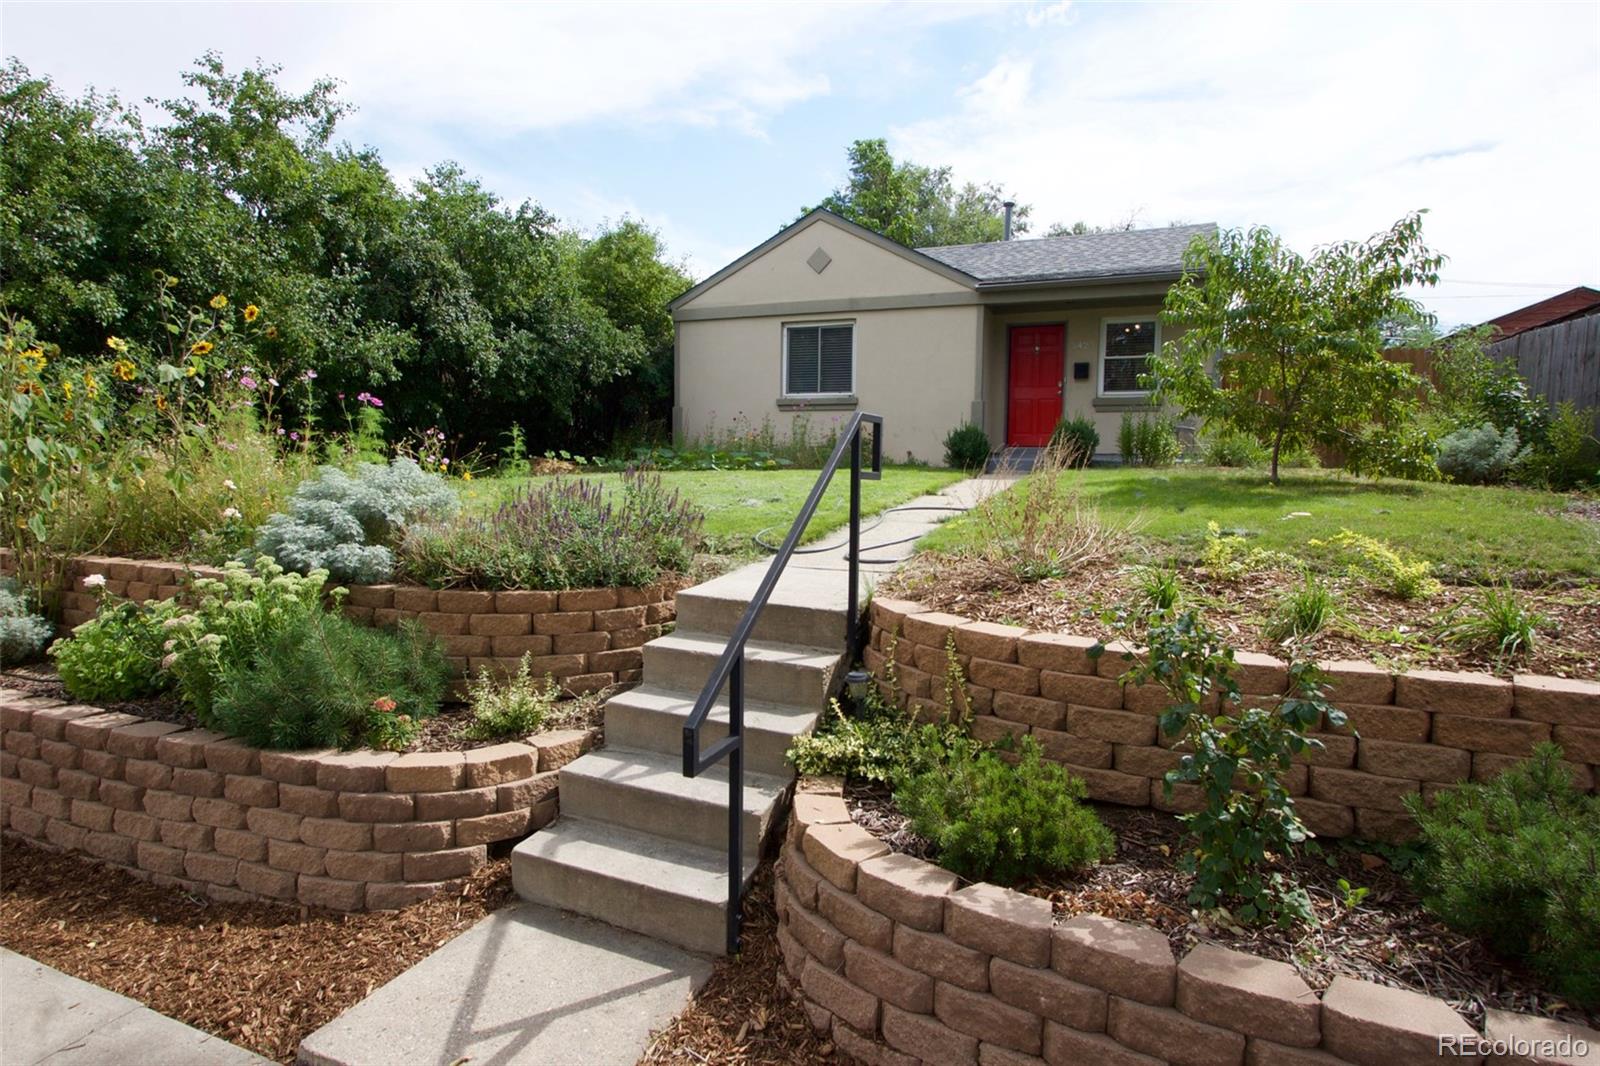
1151 214 1444 483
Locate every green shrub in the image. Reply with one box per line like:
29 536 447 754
1316 529 1439 600
1514 402 1599 491
461 655 557 740
209 613 449 751
1439 584 1545 663
255 458 458 584
894 731 1113 884
1263 574 1336 643
0 578 54 666
1136 567 1182 617
398 468 701 590
1406 745 1600 1007
156 558 329 723
1049 416 1099 468
943 422 992 471
1436 423 1527 485
1119 413 1181 467
1200 425 1268 468
50 598 169 702
789 697 929 784
1119 612 1344 926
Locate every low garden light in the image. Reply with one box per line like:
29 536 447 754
845 669 871 705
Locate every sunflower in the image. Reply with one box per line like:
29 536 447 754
112 359 137 382
209 294 228 310
106 336 129 352
242 304 260 322
190 340 214 356
264 325 279 340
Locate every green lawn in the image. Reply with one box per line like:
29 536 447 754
918 467 1600 582
461 466 968 554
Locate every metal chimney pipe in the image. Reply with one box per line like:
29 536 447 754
1002 200 1015 241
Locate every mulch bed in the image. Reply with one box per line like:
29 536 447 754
0 837 516 1064
885 554 1600 679
640 862 847 1065
846 782 1600 1033
0 668 609 754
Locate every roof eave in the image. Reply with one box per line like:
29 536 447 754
972 268 1187 291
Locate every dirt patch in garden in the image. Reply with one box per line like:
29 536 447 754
0 838 515 1064
0 669 610 753
884 554 1600 679
846 784 1599 1033
640 862 847 1065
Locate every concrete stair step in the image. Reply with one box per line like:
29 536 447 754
674 566 854 648
642 631 844 707
556 747 790 859
512 817 755 956
603 685 818 778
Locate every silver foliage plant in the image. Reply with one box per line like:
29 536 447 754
0 577 55 666
253 458 459 584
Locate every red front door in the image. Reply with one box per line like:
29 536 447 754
1007 325 1064 446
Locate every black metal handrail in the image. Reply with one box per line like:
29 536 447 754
682 411 883 953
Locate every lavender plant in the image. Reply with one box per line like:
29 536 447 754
397 468 702 590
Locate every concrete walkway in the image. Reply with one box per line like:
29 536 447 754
0 948 270 1066
297 904 712 1066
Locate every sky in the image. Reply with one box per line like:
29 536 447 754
4 0 1598 327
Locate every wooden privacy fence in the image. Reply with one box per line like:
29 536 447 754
1487 315 1600 434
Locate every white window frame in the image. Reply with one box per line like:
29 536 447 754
1098 316 1160 398
782 320 856 398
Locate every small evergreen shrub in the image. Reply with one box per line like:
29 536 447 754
1406 745 1600 1008
50 599 169 702
1049 416 1099 468
788 698 929 783
0 578 54 666
894 731 1113 884
943 422 992 471
1315 529 1439 600
1436 423 1527 485
1119 413 1182 467
398 468 701 590
461 655 557 740
1200 426 1268 468
210 613 449 750
255 458 458 584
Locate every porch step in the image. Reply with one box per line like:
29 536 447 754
511 818 756 957
555 747 791 860
674 566 854 648
986 446 1042 474
642 631 844 707
602 685 819 778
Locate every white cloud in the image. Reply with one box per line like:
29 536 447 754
892 2 1600 324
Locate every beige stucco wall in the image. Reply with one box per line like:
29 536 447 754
980 304 1190 457
675 304 983 465
677 216 971 311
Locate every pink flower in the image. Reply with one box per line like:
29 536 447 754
370 397 383 408
302 369 317 381
240 376 258 390
372 696 397 713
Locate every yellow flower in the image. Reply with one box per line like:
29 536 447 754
112 359 137 382
190 340 214 356
209 294 228 310
61 380 73 399
155 394 168 411
165 275 179 287
461 470 474 481
264 325 279 340
243 304 260 322
83 371 100 399
106 336 128 352
185 363 198 378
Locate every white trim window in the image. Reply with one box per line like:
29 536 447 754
1099 317 1159 396
784 322 855 397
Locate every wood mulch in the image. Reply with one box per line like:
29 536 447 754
0 837 516 1064
0 668 608 754
846 783 1599 1034
640 862 847 1066
884 554 1600 679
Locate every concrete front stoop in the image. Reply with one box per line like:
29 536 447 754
512 476 1015 956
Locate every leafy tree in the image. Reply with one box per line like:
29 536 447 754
1151 214 1444 482
801 138 1029 247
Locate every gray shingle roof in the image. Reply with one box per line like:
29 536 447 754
917 223 1215 285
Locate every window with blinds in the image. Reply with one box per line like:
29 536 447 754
1100 319 1158 395
784 323 854 396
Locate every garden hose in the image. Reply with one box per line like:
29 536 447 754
751 504 968 562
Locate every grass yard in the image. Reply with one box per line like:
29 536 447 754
918 467 1600 583
460 465 967 555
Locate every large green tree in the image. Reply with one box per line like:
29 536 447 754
801 138 1029 247
0 55 687 453
1151 214 1444 483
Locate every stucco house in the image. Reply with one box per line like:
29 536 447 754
670 208 1216 465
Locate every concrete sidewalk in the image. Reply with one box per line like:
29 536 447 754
0 948 270 1066
297 903 712 1066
